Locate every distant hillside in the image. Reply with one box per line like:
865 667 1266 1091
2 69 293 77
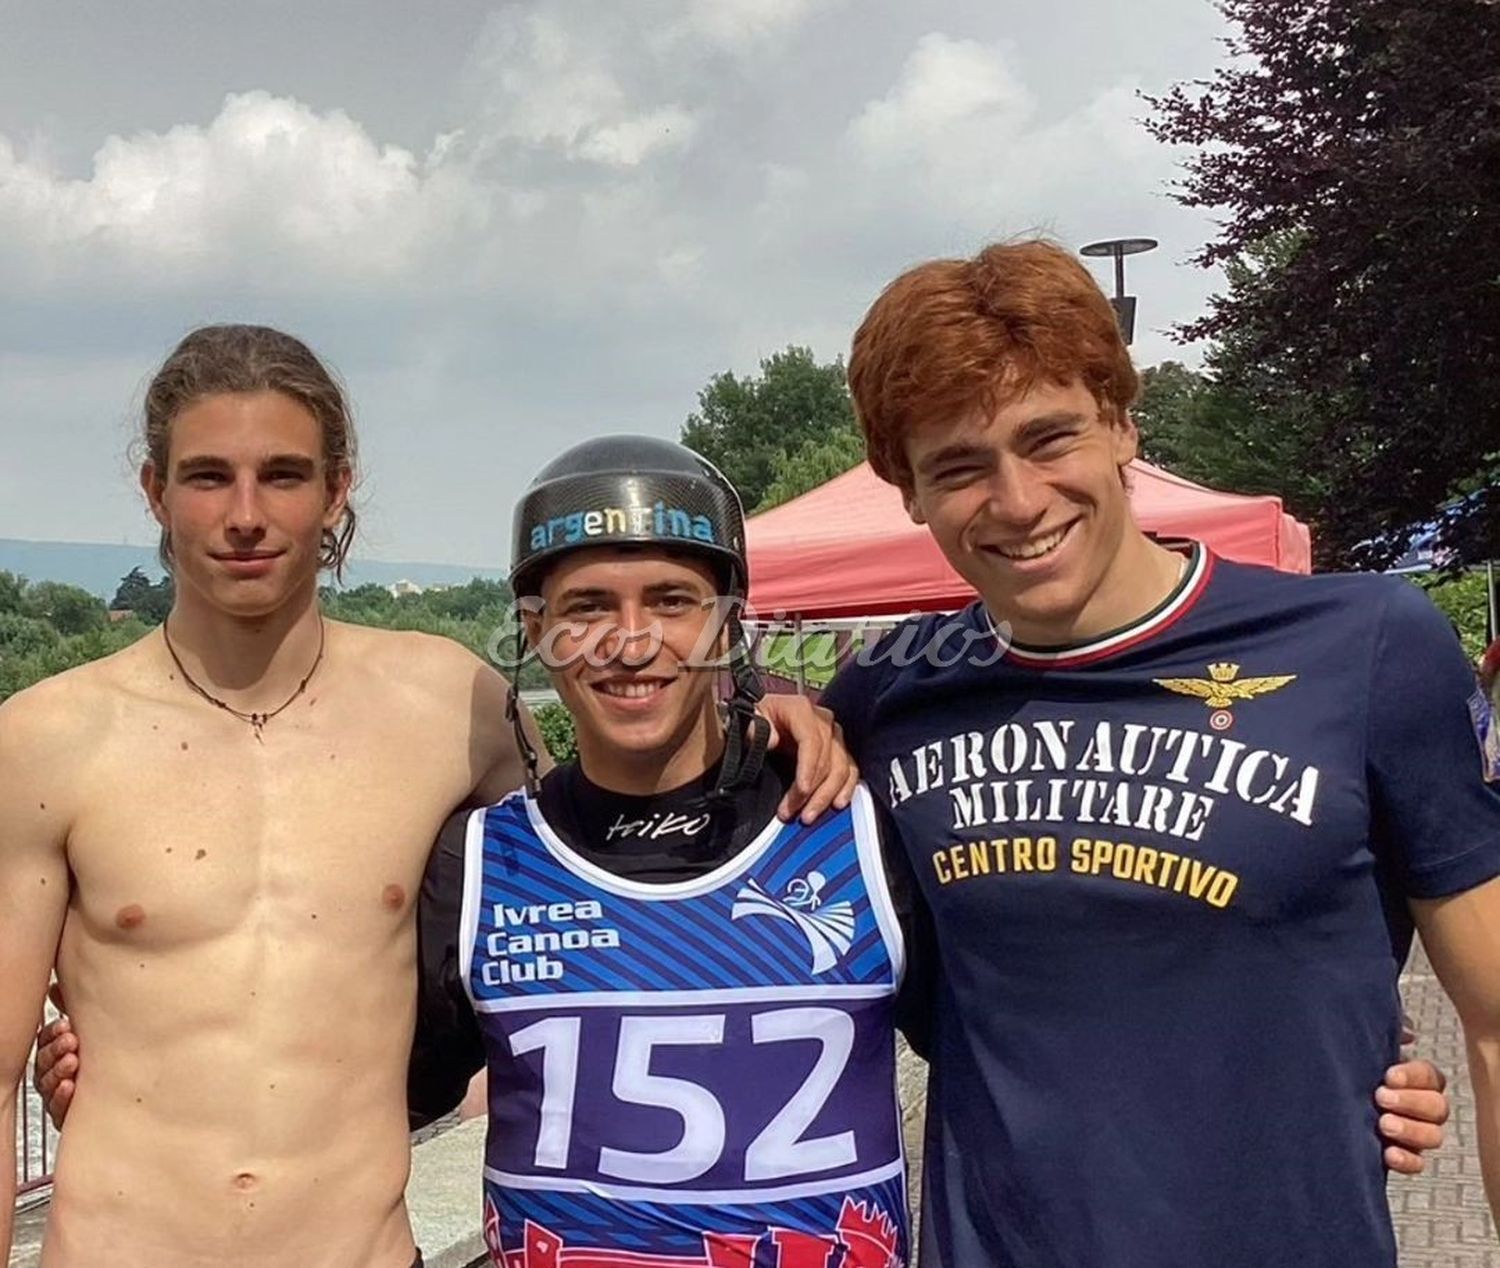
0 538 506 599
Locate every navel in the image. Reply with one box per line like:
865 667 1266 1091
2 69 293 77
382 883 406 912
115 904 146 930
232 1171 258 1192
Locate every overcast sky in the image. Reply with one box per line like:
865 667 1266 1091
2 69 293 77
0 0 1232 568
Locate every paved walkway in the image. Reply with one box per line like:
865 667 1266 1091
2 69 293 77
1392 942 1499 1265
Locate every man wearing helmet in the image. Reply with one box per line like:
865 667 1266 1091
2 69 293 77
406 436 919 1266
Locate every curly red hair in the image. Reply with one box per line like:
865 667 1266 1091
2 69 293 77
848 239 1139 488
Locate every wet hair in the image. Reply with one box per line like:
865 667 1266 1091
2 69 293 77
140 324 359 577
848 238 1139 489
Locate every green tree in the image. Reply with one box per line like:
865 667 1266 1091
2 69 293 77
1133 346 1326 517
1420 570 1491 662
111 567 154 611
755 428 866 513
24 581 107 637
111 567 174 624
0 612 62 658
534 702 577 762
682 347 858 510
1145 0 1500 568
0 616 152 702
421 578 513 622
0 571 26 615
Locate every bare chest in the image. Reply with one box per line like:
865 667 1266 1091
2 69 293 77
65 703 473 950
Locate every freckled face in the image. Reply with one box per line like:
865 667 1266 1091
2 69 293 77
903 380 1139 644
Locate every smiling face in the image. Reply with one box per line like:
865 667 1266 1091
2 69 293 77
141 390 349 620
527 546 729 792
903 379 1145 644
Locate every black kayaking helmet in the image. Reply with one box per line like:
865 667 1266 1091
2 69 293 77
505 434 768 802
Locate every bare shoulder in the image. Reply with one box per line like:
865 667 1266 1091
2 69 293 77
329 621 508 708
0 658 129 826
332 621 491 682
0 636 147 761
329 624 529 800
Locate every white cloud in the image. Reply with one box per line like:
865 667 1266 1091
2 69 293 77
839 33 1186 253
850 34 1034 158
0 91 484 287
466 7 698 166
0 1 1229 562
676 0 837 47
575 106 700 166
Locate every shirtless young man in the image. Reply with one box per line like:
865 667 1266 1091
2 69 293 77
0 326 849 1268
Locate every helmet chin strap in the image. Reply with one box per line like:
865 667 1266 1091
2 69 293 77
507 624 543 798
706 609 770 808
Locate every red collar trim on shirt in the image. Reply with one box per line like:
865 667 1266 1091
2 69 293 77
989 543 1215 670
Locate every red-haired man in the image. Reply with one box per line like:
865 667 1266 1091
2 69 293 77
820 240 1499 1267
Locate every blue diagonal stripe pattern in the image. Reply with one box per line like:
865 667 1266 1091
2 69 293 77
470 799 898 1003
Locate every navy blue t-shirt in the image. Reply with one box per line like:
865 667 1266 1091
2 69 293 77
821 544 1500 1268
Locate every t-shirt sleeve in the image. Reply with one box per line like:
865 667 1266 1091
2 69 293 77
407 809 485 1130
1368 580 1500 899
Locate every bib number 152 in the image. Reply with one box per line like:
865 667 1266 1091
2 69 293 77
507 1006 857 1186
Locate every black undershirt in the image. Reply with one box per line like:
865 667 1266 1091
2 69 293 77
407 756 933 1128
536 754 787 881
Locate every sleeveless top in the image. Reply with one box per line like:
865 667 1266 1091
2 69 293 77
459 783 910 1267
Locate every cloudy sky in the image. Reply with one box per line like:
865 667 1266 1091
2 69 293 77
0 0 1232 569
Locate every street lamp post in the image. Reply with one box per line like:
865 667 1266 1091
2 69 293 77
1080 237 1159 345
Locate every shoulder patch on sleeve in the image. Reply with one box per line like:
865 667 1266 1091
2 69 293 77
1467 687 1500 784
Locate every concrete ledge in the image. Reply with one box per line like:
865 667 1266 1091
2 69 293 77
406 1116 489 1268
8 1120 490 1268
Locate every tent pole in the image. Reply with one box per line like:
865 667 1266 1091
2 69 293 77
794 615 806 695
1489 559 1497 645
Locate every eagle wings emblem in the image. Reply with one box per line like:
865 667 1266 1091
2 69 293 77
1153 662 1296 710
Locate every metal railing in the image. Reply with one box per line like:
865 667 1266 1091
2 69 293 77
14 1043 57 1205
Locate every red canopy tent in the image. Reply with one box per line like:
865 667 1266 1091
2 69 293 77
746 459 1311 620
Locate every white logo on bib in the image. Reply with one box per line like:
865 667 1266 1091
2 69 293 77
732 872 856 973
